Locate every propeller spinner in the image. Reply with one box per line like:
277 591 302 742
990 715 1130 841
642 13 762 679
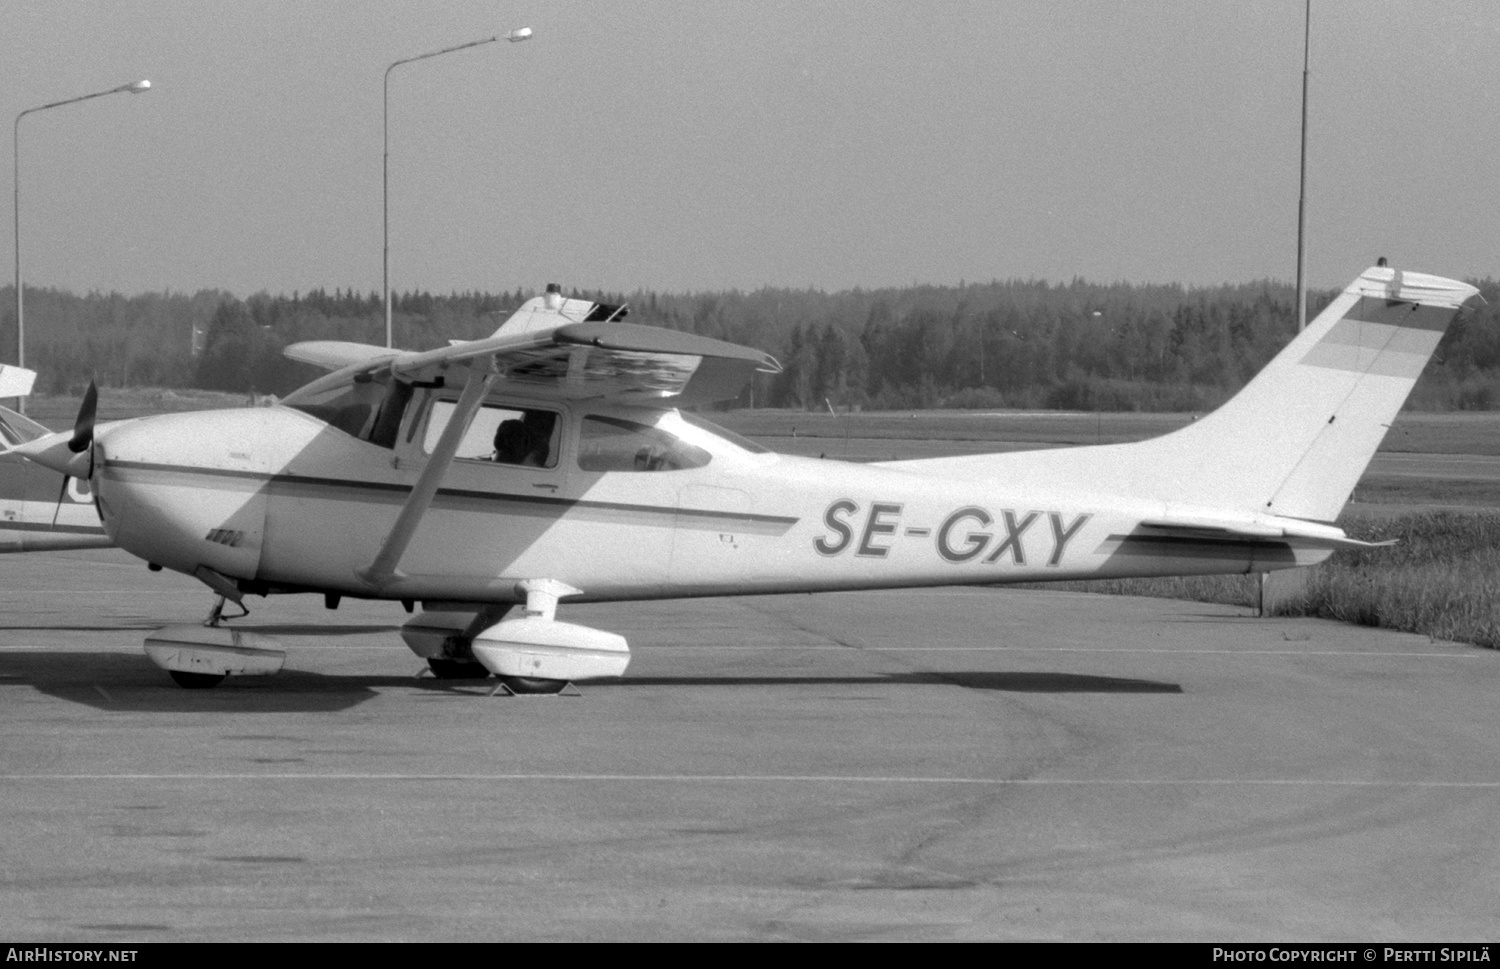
13 381 100 480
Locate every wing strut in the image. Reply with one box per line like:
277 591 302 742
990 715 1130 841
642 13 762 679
359 361 495 587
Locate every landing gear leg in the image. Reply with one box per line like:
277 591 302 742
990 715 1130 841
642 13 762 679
203 594 249 628
419 605 512 680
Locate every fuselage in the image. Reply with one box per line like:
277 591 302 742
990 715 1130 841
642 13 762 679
86 386 1330 607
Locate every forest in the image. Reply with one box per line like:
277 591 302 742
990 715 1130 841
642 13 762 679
4 275 1499 412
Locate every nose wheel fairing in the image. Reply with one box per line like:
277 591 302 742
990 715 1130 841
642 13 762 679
143 624 286 688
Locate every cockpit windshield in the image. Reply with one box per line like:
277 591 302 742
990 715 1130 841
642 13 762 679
0 405 49 449
283 371 412 448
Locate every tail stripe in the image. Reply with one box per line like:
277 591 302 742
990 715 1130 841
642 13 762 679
1299 314 1444 379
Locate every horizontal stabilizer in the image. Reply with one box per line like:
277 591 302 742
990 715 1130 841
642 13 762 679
0 365 38 400
1139 517 1395 551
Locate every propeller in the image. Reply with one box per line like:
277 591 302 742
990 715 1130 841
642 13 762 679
68 381 98 455
46 382 100 528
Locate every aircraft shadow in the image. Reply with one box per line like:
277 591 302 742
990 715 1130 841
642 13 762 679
0 623 166 632
2 651 1181 712
235 623 401 636
597 671 1183 694
0 651 441 714
0 623 398 635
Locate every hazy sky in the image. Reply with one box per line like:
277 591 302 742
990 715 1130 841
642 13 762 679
3 1 1498 298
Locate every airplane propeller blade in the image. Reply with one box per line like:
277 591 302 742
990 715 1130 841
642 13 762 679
68 382 97 455
48 474 68 531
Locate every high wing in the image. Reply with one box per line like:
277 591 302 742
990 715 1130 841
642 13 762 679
285 321 780 408
282 341 397 372
391 321 778 407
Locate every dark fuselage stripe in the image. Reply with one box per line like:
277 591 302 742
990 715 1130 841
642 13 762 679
1097 534 1295 560
0 520 106 535
105 460 799 531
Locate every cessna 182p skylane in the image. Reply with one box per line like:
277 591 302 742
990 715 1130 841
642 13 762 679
16 266 1479 691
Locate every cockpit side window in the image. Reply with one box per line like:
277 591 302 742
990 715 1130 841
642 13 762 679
423 400 560 469
577 415 711 472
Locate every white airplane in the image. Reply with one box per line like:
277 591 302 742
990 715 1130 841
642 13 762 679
0 364 111 553
15 267 1478 691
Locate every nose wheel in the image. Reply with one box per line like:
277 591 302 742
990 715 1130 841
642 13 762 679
168 670 227 689
493 675 572 696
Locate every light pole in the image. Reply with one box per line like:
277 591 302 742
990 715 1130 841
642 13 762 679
13 81 150 417
1295 0 1311 332
13 79 150 415
384 27 532 349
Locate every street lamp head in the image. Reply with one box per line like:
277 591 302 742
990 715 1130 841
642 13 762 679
126 80 151 94
506 27 533 43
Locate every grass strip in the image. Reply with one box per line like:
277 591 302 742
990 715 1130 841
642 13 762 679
1021 511 1500 650
1272 511 1500 649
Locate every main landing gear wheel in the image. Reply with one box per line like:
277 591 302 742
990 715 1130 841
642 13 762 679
497 675 568 695
168 670 227 690
426 658 492 680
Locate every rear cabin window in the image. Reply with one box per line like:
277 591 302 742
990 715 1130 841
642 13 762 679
423 401 560 468
577 415 710 472
677 410 770 454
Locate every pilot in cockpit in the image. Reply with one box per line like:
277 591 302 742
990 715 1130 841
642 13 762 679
491 419 530 465
491 410 556 467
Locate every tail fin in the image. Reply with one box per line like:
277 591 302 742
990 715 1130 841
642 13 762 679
886 266 1478 522
1163 265 1477 520
489 286 628 339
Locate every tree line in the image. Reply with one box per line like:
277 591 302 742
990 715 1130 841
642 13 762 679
3 277 1499 411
